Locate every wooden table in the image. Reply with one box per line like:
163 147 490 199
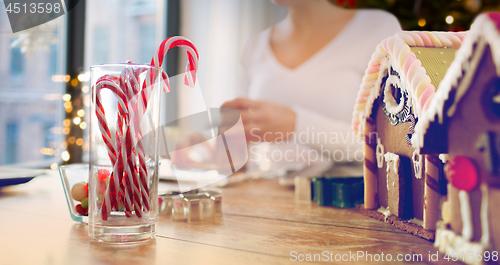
0 170 443 265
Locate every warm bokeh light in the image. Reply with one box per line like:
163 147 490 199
40 148 54 155
52 75 70 82
73 117 81 125
70 78 79 87
63 119 71 127
446 15 454 25
61 151 70 161
78 72 90 82
79 122 87 130
62 94 71 101
418 19 426 27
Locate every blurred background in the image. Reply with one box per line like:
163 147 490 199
0 0 499 168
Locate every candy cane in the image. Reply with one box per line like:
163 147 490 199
100 162 121 220
94 78 133 218
121 68 151 212
122 127 143 218
150 36 199 92
119 129 134 217
96 36 199 220
98 73 149 220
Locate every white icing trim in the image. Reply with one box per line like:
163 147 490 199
480 184 490 247
459 190 473 241
388 49 421 119
384 152 400 193
384 152 400 173
353 31 466 136
383 75 406 114
376 138 385 168
408 218 423 226
377 206 392 221
439 153 449 164
441 200 451 223
414 14 500 150
412 150 423 179
360 58 391 134
434 222 487 265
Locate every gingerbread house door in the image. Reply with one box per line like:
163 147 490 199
384 153 407 217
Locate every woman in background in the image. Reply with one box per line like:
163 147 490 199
221 0 401 173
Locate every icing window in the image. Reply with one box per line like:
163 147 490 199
381 67 412 126
383 75 405 114
392 84 402 105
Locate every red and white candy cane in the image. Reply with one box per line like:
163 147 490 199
134 36 199 211
94 77 128 167
94 78 134 218
150 36 199 92
97 36 199 220
121 69 151 212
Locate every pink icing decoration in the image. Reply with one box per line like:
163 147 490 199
403 53 417 76
351 30 466 134
407 60 422 82
352 123 359 131
368 59 382 67
418 84 435 111
392 39 404 59
409 33 424 46
416 32 433 47
365 65 380 75
356 95 368 103
422 93 435 111
453 32 465 41
411 68 425 92
381 39 388 52
385 38 395 53
488 13 500 31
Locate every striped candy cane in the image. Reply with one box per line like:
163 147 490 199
94 78 134 218
150 36 199 92
121 68 151 212
96 36 199 220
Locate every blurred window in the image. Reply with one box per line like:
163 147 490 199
91 26 110 65
0 2 65 167
9 45 24 78
5 122 19 164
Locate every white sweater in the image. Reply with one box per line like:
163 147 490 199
239 10 401 170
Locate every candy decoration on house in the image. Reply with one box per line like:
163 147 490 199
352 30 466 240
413 13 500 262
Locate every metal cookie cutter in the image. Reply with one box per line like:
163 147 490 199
159 188 222 222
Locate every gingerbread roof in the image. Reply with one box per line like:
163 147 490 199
352 31 466 136
413 13 500 150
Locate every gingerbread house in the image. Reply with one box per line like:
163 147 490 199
352 31 466 240
413 13 500 260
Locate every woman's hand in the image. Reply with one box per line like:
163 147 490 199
221 97 296 142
